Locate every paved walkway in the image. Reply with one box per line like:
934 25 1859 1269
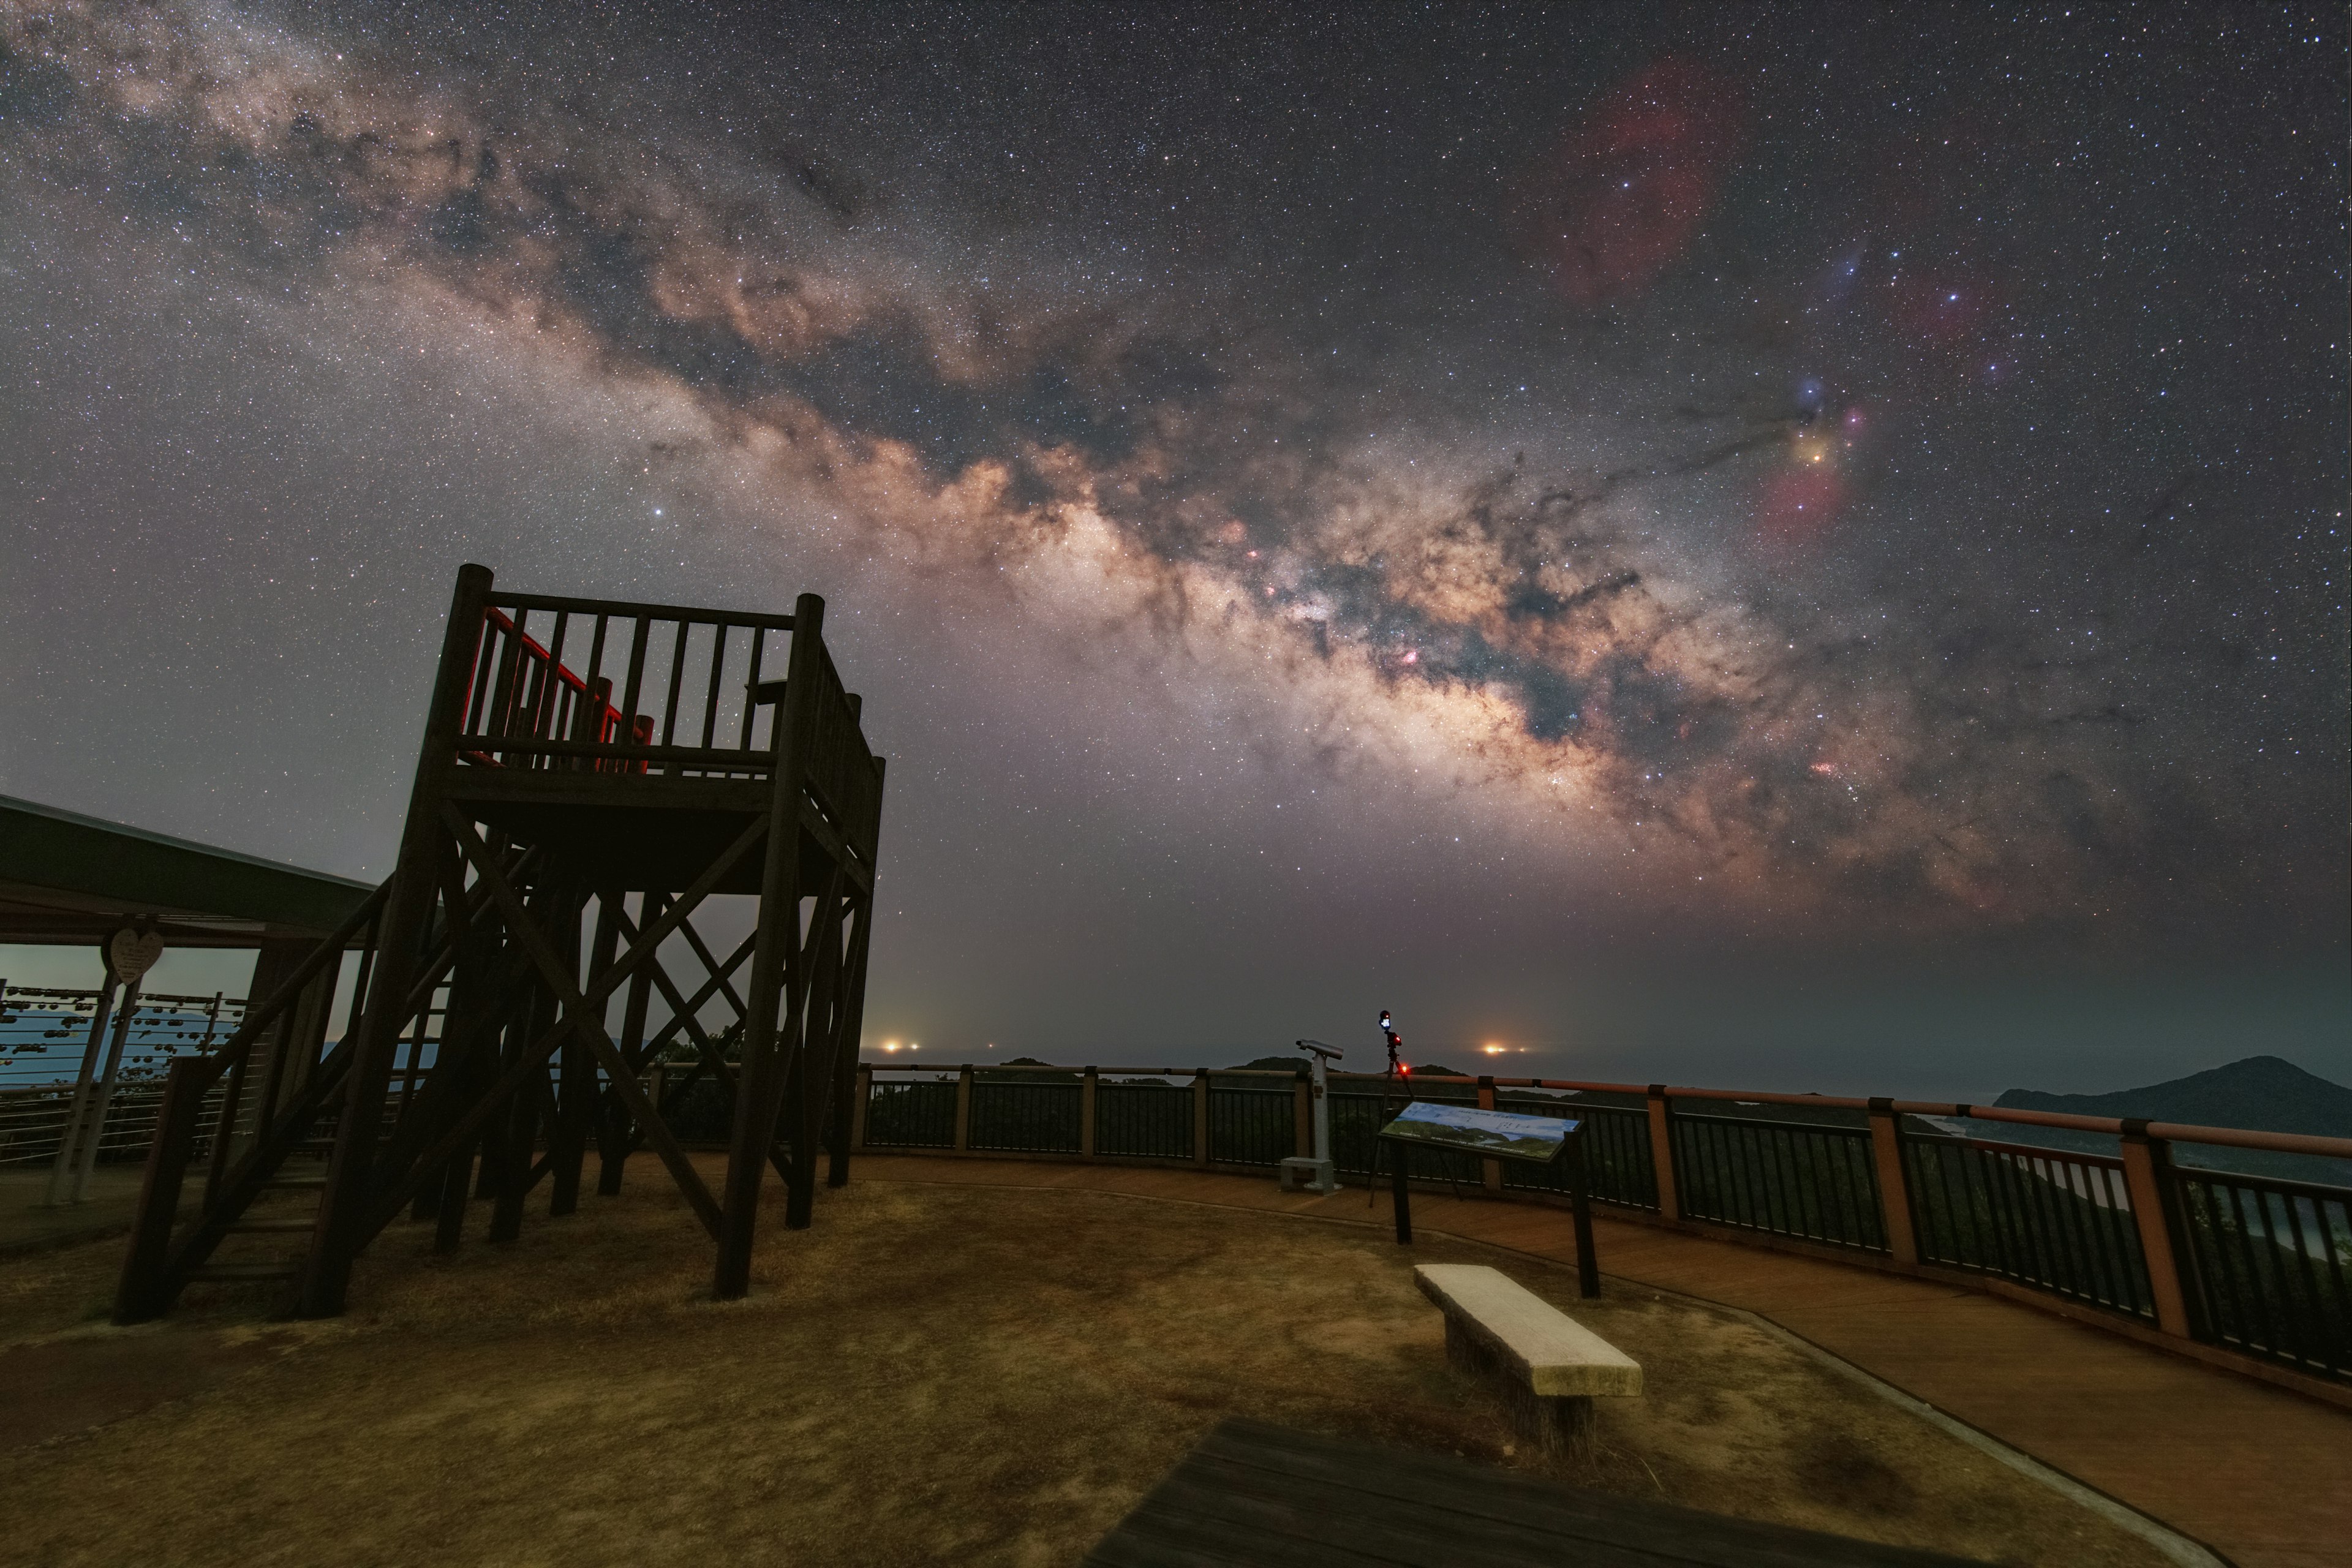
852 1154 2352 1568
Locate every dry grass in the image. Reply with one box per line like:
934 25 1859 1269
1 1174 2174 1566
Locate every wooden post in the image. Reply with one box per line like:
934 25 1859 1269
1567 1125 1599 1298
1081 1066 1098 1159
1867 1097 1919 1264
600 897 658 1197
1293 1072 1312 1160
110 1057 206 1323
2120 1120 2194 1338
825 882 876 1191
785 872 847 1231
1192 1069 1210 1167
954 1065 974 1152
1477 1076 1502 1194
1645 1085 1681 1221
301 562 492 1317
714 591 826 1299
552 889 615 1216
1389 1139 1412 1244
849 1064 870 1152
488 958 553 1244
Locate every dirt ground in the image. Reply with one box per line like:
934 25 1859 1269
2 1175 2174 1567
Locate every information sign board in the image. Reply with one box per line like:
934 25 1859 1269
1376 1101 1578 1164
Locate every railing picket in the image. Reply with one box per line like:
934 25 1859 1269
618 616 652 742
2272 1189 2324 1366
538 611 572 755
658 620 690 750
484 611 527 748
700 624 728 752
2236 1184 2288 1357
585 614 611 701
463 617 499 739
2191 1182 2252 1351
739 629 766 751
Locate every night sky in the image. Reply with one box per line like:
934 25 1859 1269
2 4 2345 1095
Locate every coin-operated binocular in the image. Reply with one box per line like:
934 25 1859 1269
1280 1038 1345 1194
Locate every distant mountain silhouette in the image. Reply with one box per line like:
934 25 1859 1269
1994 1055 2352 1139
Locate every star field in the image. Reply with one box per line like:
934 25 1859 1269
0 4 2343 1088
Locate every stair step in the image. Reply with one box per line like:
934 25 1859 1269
263 1175 328 1189
228 1218 317 1234
187 1262 301 1282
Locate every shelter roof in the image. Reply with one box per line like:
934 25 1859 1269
0 793 374 946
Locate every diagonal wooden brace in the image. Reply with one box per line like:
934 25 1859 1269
423 808 738 1238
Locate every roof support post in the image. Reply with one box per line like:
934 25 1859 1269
44 965 120 1207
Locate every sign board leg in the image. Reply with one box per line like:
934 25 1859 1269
1569 1125 1599 1298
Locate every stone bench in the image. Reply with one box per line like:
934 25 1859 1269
1414 1264 1642 1453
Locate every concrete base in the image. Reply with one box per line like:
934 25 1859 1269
1444 1316 1595 1455
1278 1157 1338 1195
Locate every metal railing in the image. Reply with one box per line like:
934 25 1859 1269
1095 1080 1192 1159
1670 1110 1885 1252
845 1061 2352 1390
861 1079 958 1150
1206 1085 1295 1169
1499 1097 1657 1209
2173 1166 2351 1380
969 1080 1082 1155
2 983 249 1095
1905 1133 2153 1319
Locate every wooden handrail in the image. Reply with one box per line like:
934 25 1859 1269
854 1060 2352 1161
167 878 390 1098
491 591 796 630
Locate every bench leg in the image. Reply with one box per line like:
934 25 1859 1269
1444 1319 1597 1457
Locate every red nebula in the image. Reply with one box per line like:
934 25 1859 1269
1507 57 1745 306
1755 464 1850 546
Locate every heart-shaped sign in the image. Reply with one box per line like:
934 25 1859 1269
108 928 166 984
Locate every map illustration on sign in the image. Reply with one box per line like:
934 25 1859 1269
1378 1101 1579 1164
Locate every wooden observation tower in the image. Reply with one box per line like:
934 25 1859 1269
113 564 884 1319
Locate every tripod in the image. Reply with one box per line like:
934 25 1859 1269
1368 1010 1410 1219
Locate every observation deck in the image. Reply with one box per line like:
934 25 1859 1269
443 584 881 897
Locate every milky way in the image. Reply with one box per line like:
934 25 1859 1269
2 5 2344 1076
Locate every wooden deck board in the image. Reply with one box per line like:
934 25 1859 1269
1084 1418 1981 1567
854 1154 2352 1568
